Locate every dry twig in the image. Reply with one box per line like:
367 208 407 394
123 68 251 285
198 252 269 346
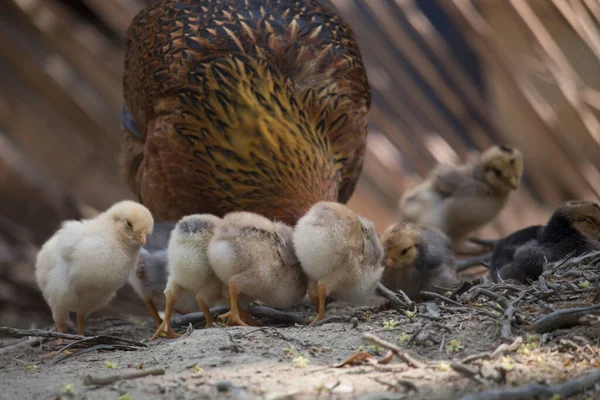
362 332 425 368
377 283 413 312
533 306 600 333
460 368 600 400
83 367 165 386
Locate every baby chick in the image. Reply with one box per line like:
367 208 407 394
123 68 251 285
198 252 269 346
127 221 196 327
490 201 600 283
151 214 224 340
35 200 153 341
399 145 523 252
293 202 384 325
208 212 308 327
380 222 458 301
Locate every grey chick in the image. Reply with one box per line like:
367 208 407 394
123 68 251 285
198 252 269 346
128 222 196 327
399 145 523 253
379 222 458 301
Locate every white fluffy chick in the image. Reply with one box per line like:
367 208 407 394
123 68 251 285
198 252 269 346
399 145 523 252
208 212 307 327
151 214 224 340
293 202 384 325
35 200 153 341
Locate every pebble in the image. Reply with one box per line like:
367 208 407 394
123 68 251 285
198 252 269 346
351 318 359 329
216 380 233 392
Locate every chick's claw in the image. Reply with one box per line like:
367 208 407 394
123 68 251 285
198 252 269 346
150 321 181 341
226 313 249 327
218 309 251 327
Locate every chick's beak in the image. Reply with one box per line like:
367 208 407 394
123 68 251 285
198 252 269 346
508 178 518 190
137 233 147 245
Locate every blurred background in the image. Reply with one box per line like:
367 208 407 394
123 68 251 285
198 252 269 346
2 0 600 328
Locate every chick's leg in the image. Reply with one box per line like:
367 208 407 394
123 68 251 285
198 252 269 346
308 279 319 307
309 280 329 326
219 277 249 327
143 298 163 328
151 284 183 340
56 317 66 345
196 295 214 328
76 312 86 336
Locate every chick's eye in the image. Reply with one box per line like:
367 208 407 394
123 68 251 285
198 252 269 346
124 219 133 230
491 168 502 176
585 217 596 225
400 246 412 255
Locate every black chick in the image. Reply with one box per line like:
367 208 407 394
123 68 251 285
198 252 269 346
490 201 600 283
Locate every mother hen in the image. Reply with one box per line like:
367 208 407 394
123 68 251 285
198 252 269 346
121 0 371 224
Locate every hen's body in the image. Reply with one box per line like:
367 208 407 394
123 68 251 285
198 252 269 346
122 0 370 224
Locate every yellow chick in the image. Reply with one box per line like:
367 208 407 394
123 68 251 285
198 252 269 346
35 200 153 342
151 214 224 340
208 212 308 327
399 145 523 252
380 222 458 301
293 202 384 325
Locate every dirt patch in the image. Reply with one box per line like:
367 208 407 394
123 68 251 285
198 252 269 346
2 258 600 400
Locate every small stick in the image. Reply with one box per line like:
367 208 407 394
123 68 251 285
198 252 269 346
215 327 243 353
420 291 463 306
455 252 493 272
376 283 413 312
500 305 516 342
406 324 426 346
0 327 86 341
533 306 600 333
450 362 484 384
246 305 309 325
0 337 42 354
362 332 425 368
52 344 141 365
458 336 523 364
474 289 511 309
83 367 165 386
171 307 229 328
449 281 476 300
439 305 499 320
459 368 600 400
313 315 350 326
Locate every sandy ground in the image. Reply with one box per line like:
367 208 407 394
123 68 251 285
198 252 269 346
2 288 600 400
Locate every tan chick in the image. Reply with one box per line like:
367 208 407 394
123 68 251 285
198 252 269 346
35 200 153 342
399 145 523 252
293 202 384 325
207 212 307 327
380 222 458 301
151 214 225 340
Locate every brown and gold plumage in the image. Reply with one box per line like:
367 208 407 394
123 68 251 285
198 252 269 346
121 0 371 224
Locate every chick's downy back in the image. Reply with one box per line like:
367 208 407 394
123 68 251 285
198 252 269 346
122 0 371 225
167 214 222 295
208 212 307 308
293 202 364 281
